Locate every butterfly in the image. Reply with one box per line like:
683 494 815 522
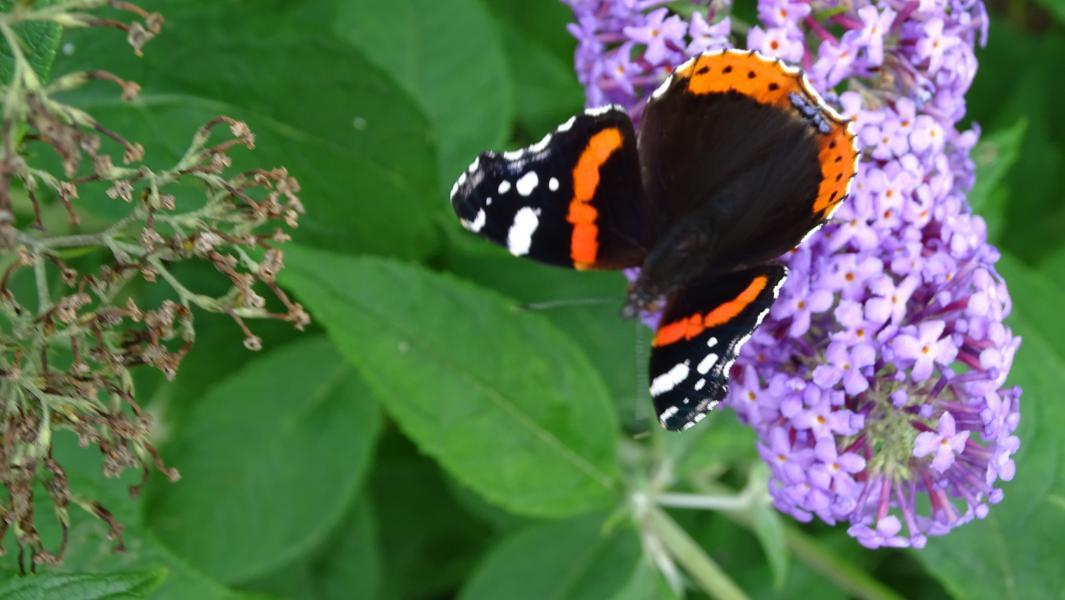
449 49 859 431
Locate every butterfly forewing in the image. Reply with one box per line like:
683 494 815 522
639 51 857 273
450 107 652 270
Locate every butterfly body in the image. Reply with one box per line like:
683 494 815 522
450 50 859 431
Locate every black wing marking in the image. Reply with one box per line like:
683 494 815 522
649 265 787 431
450 106 651 270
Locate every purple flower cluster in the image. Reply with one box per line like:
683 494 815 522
565 0 1020 547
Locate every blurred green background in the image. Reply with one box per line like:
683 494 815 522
3 0 1065 598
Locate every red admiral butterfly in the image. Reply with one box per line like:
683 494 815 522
450 50 859 431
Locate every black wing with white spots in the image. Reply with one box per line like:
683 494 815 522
449 106 652 270
649 265 786 431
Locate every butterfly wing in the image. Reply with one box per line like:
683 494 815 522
639 51 858 270
450 106 652 270
649 265 787 431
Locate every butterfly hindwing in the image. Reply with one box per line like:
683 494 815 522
649 265 787 431
450 106 651 270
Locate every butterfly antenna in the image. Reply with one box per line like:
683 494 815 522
521 297 615 311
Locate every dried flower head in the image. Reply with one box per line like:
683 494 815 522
0 1 307 567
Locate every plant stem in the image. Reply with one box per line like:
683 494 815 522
646 506 750 600
657 491 752 511
33 253 49 311
696 481 904 600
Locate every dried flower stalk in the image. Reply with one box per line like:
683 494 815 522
0 0 307 569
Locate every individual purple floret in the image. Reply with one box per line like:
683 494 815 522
564 0 1020 548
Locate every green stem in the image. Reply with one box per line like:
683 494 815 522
646 506 750 600
148 257 218 310
696 482 903 600
781 525 904 600
657 491 752 511
33 252 49 311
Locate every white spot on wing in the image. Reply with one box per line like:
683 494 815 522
650 361 690 397
549 177 559 191
659 406 679 425
462 209 486 233
498 180 511 194
506 207 539 256
557 116 577 132
707 337 718 348
697 353 719 375
516 171 539 196
694 379 706 391
503 149 524 161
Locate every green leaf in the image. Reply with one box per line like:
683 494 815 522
967 25 1065 262
1037 245 1065 293
483 0 578 64
492 17 583 136
0 570 166 600
0 0 62 84
280 246 622 517
609 560 680 600
444 243 646 426
369 431 495 599
663 410 759 478
968 119 1027 242
144 336 382 584
1033 0 1065 25
750 500 789 589
2 431 257 599
916 255 1065 600
54 0 441 260
243 497 382 600
328 0 513 187
459 515 642 600
996 255 1065 363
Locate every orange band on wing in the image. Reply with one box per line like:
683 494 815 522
677 52 858 219
568 127 623 268
653 275 769 347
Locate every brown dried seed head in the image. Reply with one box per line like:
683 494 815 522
243 336 262 351
106 181 134 202
123 142 144 164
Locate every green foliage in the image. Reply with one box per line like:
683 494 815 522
969 119 1026 242
0 0 60 83
0 570 166 599
4 0 1062 598
328 0 513 189
459 515 642 600
280 247 622 517
55 0 442 260
967 22 1065 263
143 337 381 584
244 498 382 600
